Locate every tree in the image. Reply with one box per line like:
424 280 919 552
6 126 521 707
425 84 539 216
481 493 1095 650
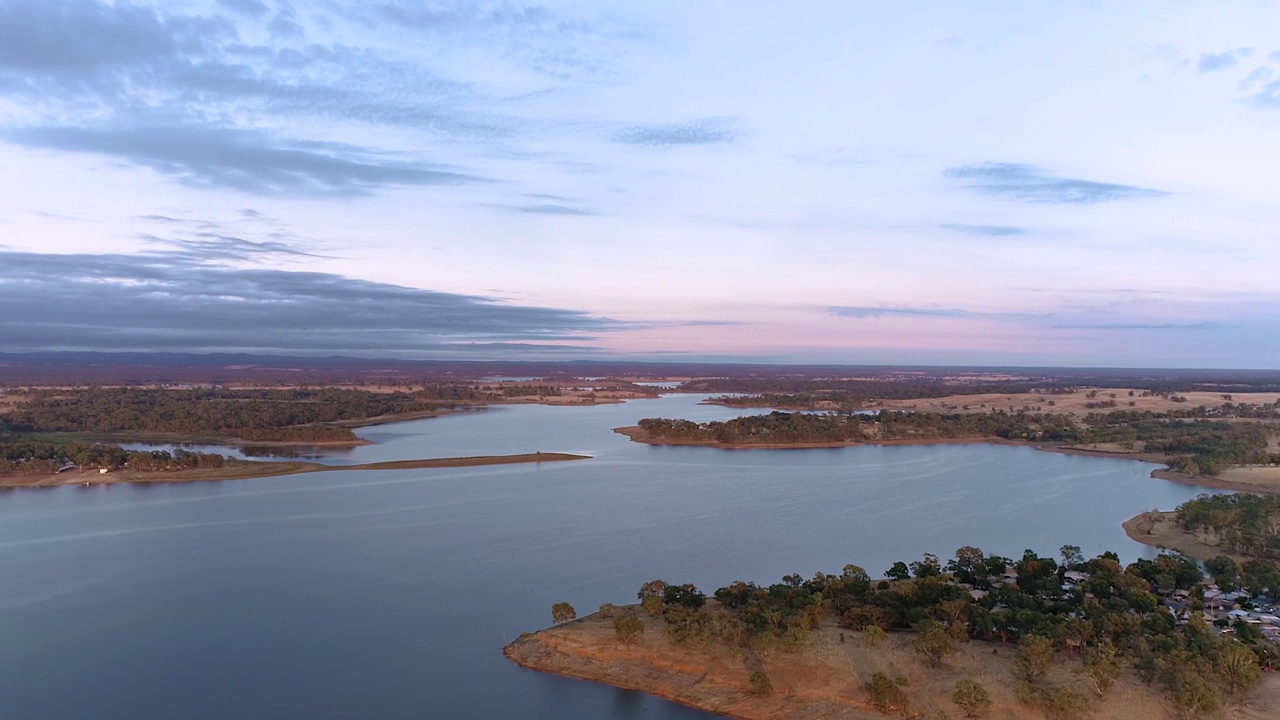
1214 640 1261 695
862 626 887 647
1082 642 1121 697
1170 670 1219 720
551 602 576 624
748 670 773 695
912 619 958 668
641 594 664 617
952 679 991 718
865 672 908 712
1059 544 1084 570
948 546 986 584
637 579 667 600
910 553 941 578
886 561 910 581
638 579 667 616
613 610 645 644
1015 634 1055 684
662 583 707 609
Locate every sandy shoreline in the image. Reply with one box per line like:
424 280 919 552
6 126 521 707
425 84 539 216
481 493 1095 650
0 452 590 489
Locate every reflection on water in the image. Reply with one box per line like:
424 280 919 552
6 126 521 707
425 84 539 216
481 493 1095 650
120 442 357 462
0 394 1225 720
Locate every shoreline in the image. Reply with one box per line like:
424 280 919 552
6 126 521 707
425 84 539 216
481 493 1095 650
1120 510 1261 563
0 452 590 489
503 612 886 720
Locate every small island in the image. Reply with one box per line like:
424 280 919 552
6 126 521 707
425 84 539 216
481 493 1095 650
508 533 1280 719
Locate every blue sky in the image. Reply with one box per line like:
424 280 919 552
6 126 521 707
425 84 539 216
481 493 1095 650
2 0 1279 366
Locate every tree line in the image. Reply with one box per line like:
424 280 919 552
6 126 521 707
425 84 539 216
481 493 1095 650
635 409 1277 476
1 387 445 442
1177 494 1280 560
0 438 230 476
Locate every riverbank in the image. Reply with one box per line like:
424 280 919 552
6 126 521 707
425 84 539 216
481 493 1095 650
0 452 590 488
505 607 1276 720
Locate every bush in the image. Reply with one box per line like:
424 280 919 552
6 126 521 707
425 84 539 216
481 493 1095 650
952 679 991 718
613 610 645 645
551 602 576 624
865 672 908 712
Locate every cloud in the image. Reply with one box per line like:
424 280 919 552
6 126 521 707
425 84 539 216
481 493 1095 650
27 210 90 222
611 118 739 147
491 203 596 216
938 223 1027 237
217 0 270 18
1239 66 1274 90
1254 79 1280 109
130 210 335 264
1052 321 1222 331
1197 49 1249 73
943 163 1168 204
791 148 872 166
8 125 485 196
829 305 969 319
0 1 231 76
0 250 619 355
0 1 506 137
0 0 630 197
339 0 649 78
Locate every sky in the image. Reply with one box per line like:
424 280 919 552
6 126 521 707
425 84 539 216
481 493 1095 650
2 0 1279 367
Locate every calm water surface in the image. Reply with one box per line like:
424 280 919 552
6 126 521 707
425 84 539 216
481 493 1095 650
0 395 1219 719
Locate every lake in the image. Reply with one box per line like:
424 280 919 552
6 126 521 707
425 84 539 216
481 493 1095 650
0 395 1219 719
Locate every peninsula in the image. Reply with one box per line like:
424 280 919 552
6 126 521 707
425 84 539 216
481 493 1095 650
508 539 1280 719
1 452 589 488
1126 493 1280 564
